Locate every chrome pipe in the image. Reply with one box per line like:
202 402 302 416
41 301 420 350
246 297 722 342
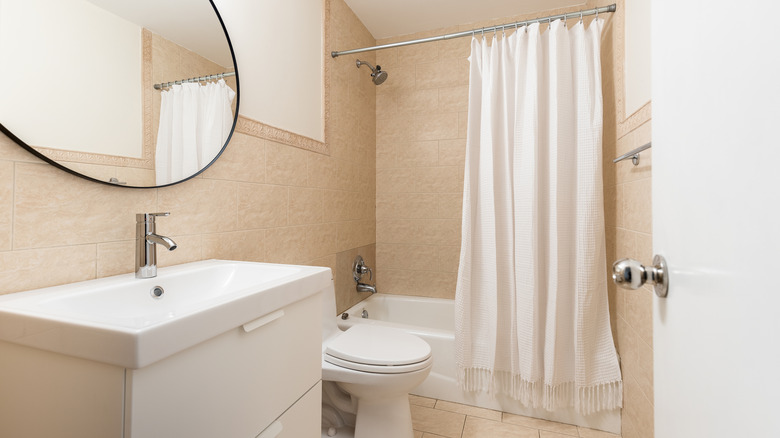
331 4 616 58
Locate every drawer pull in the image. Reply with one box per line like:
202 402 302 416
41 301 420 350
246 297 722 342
242 310 285 333
256 420 283 438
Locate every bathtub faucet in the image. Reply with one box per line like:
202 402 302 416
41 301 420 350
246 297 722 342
356 283 377 294
352 255 377 294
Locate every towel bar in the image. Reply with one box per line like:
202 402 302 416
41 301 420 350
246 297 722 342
613 142 651 166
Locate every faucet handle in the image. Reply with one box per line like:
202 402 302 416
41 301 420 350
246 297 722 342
137 212 171 222
352 255 373 283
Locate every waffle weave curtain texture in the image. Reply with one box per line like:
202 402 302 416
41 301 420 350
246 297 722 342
455 18 622 414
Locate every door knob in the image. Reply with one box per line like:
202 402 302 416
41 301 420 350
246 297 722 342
612 255 669 298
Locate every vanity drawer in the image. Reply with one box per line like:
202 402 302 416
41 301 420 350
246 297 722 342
256 381 321 438
125 292 323 438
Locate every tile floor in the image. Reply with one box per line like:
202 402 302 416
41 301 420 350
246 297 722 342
409 395 621 438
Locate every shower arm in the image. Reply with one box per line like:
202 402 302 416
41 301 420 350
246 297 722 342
356 60 380 73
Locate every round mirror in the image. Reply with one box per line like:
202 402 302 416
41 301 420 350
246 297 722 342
0 0 239 188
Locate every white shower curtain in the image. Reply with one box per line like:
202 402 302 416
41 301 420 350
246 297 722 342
455 18 622 414
155 79 236 185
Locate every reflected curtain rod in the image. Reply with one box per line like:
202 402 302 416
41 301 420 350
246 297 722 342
331 4 616 58
153 71 236 90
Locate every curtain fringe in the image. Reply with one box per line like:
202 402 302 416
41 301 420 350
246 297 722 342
457 367 622 415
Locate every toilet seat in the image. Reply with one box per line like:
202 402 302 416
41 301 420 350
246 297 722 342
325 354 432 374
324 325 432 374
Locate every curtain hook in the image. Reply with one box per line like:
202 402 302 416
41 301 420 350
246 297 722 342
580 10 584 24
596 7 599 20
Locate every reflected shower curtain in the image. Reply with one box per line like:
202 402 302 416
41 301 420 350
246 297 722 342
155 79 235 185
455 18 622 414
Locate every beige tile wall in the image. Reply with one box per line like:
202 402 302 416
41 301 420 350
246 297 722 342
373 28 470 299
597 0 653 436
0 0 376 316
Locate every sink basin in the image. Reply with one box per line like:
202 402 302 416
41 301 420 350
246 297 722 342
0 260 332 368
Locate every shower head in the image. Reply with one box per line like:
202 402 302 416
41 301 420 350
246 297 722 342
372 69 388 85
356 59 388 85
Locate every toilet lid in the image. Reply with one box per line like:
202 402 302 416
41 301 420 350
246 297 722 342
325 324 431 367
325 352 432 374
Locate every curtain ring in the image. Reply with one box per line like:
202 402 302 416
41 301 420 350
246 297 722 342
580 10 584 23
596 8 599 20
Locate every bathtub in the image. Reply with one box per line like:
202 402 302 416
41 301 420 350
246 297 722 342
338 294 621 434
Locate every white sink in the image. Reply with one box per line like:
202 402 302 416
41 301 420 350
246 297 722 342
0 260 331 368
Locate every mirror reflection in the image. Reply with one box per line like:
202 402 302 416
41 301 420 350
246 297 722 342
0 0 238 188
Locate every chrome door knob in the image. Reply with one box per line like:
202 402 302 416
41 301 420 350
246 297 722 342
612 255 669 298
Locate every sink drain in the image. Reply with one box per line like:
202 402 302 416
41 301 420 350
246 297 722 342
150 286 165 299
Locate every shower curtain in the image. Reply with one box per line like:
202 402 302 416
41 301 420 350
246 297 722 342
155 79 235 185
455 18 622 414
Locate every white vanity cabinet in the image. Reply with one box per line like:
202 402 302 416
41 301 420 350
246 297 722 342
0 293 323 438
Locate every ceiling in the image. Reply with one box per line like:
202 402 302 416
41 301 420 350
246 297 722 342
344 0 586 40
87 0 233 67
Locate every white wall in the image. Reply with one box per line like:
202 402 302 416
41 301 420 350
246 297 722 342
213 0 324 142
624 0 651 117
0 0 142 158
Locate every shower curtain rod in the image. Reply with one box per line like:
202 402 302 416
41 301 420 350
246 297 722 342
331 4 616 58
153 71 236 90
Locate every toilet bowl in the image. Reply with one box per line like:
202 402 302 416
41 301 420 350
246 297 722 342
321 284 432 438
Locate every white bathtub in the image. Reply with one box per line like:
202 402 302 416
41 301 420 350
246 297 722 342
338 294 621 434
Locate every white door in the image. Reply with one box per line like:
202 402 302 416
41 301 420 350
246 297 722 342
653 0 780 436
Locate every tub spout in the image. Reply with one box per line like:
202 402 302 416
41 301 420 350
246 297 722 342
356 282 377 294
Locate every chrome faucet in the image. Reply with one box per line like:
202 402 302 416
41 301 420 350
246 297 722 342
352 255 377 294
357 283 377 294
136 213 177 279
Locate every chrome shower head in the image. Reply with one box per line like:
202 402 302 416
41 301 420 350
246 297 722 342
372 70 388 85
356 59 388 85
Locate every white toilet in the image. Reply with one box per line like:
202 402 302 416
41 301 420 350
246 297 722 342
321 284 432 438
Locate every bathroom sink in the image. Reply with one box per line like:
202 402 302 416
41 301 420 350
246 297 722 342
0 260 331 368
